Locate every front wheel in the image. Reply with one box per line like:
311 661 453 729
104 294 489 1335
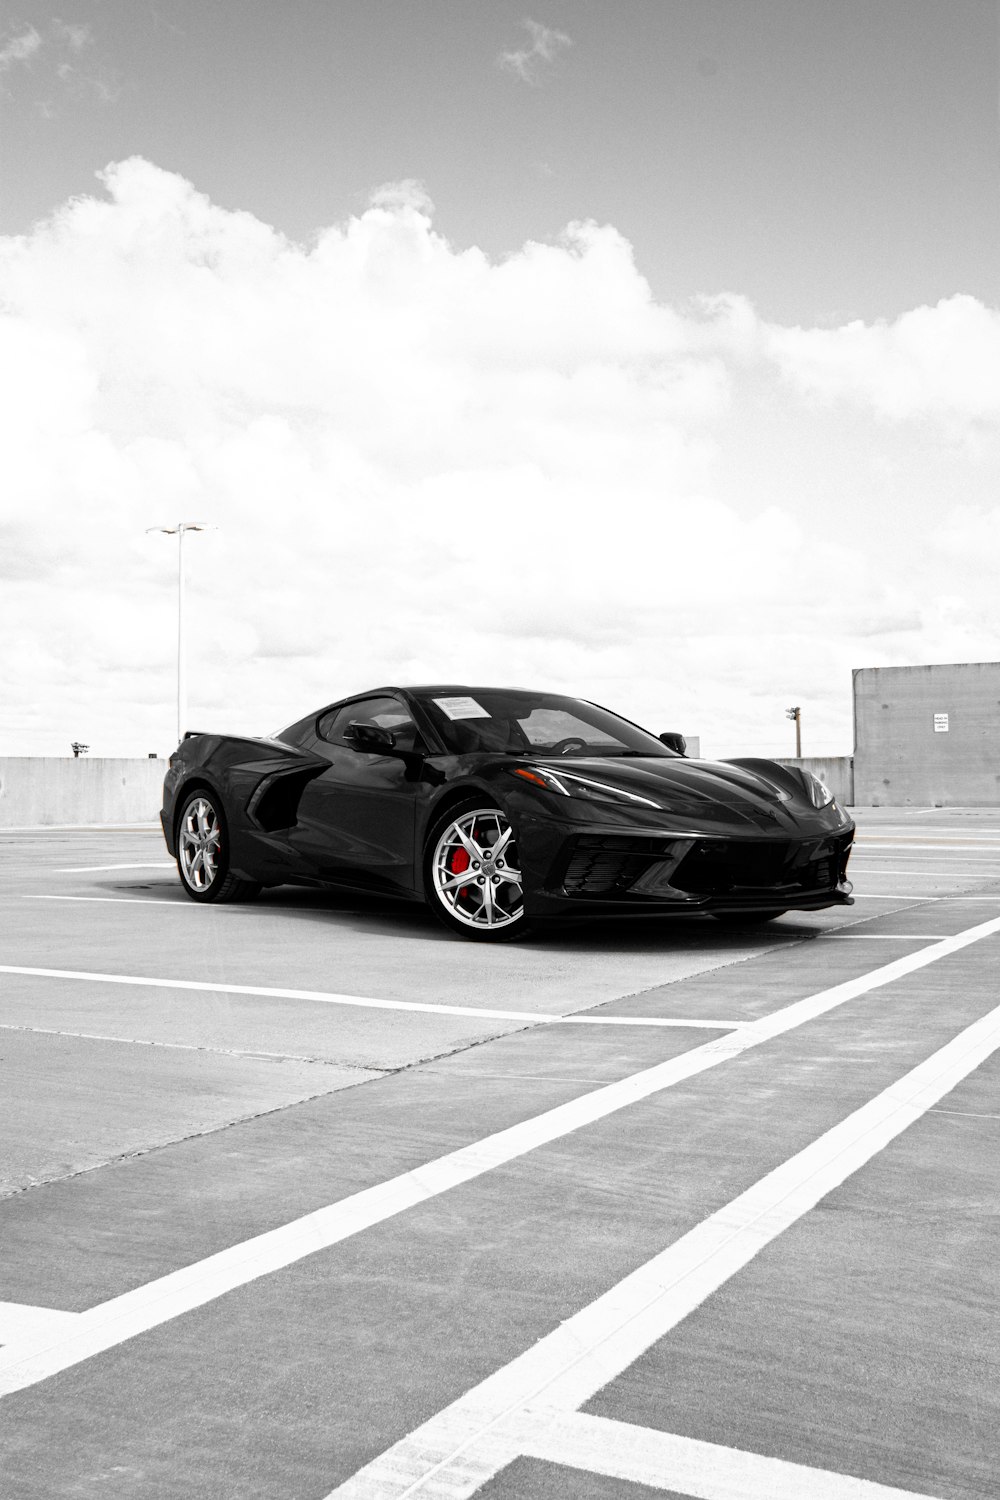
424 803 529 941
176 790 261 904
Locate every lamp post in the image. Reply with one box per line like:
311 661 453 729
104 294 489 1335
147 523 212 744
785 705 802 758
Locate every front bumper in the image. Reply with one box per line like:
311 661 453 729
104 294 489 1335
517 814 854 919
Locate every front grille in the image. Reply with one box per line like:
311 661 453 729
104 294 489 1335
558 836 669 896
672 832 853 897
673 840 791 894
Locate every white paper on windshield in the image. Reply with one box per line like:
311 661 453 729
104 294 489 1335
433 695 491 720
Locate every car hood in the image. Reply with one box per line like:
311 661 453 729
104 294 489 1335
525 754 841 832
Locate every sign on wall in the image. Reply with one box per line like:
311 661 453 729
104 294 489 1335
933 712 950 732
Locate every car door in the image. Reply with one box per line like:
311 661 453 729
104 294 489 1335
288 695 422 894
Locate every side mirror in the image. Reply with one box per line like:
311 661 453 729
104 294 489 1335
659 731 687 755
344 719 396 753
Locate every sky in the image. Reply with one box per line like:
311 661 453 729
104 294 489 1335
1 0 999 759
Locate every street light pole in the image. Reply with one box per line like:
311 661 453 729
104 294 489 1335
147 522 212 744
785 705 802 758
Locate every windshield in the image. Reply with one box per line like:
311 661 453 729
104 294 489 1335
414 690 676 758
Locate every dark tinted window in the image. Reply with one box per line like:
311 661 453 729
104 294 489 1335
317 696 423 751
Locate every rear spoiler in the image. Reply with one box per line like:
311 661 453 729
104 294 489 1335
183 730 207 739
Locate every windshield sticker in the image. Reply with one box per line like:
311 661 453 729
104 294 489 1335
432 695 491 720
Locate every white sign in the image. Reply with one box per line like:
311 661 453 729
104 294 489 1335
432 695 491 720
933 713 949 733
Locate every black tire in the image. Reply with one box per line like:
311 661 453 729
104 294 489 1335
712 910 786 925
423 800 530 942
175 788 261 904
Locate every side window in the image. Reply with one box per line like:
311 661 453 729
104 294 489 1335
317 697 422 752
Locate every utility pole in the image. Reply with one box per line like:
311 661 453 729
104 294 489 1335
147 523 212 745
785 705 802 758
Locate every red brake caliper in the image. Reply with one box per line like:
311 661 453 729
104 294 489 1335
449 845 470 900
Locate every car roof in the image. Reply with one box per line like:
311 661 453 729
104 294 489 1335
398 685 560 697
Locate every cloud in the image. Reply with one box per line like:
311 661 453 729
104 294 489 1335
766 295 1000 427
499 18 571 84
2 16 112 107
51 20 93 51
0 25 42 71
1 159 998 758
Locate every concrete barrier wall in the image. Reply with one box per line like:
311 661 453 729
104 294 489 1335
0 758 167 828
774 756 855 807
854 662 1000 806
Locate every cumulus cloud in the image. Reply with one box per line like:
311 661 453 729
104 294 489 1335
766 295 1000 426
499 18 572 83
1 159 998 757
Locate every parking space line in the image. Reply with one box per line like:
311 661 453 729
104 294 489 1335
850 894 944 901
851 894 970 902
846 867 1000 876
857 842 1000 850
0 1304 81 1346
820 933 949 941
0 965 739 1029
516 1412 941 1499
329 991 1000 1498
2 914 999 1400
54 863 176 873
17 895 229 909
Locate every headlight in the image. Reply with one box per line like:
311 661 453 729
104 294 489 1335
802 771 835 808
509 765 661 809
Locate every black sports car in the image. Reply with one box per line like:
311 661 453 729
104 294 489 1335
160 685 854 941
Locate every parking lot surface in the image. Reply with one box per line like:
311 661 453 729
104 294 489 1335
1 807 999 1498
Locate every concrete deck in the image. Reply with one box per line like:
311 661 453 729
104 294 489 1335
1 807 999 1498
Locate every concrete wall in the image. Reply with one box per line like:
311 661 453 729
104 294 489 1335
853 661 1000 806
0 758 167 828
775 756 855 807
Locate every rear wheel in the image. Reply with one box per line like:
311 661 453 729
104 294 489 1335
424 802 528 941
176 789 261 904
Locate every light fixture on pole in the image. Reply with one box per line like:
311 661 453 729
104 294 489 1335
147 522 213 744
785 705 802 758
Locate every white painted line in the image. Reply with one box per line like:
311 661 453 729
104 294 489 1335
0 1303 81 1347
847 866 1000 876
854 840 1000 850
3 914 999 1401
18 894 221 909
0 965 738 1030
0 823 160 833
54 863 176 873
853 855 1000 864
329 992 1000 1498
820 933 949 941
552 1015 735 1028
851 894 946 901
518 1412 942 1500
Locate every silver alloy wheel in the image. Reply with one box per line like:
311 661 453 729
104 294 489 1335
430 808 523 931
179 795 222 893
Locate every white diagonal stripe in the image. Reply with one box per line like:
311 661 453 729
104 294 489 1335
518 1412 943 1499
0 963 737 1028
0 1303 81 1347
327 992 1000 1497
